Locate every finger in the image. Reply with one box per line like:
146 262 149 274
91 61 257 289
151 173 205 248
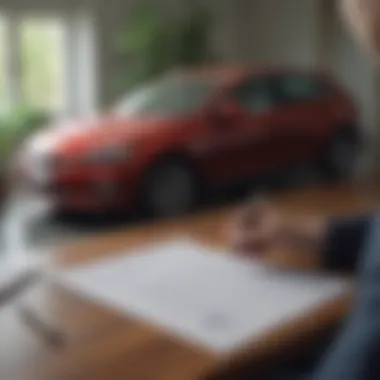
236 201 272 229
230 214 278 251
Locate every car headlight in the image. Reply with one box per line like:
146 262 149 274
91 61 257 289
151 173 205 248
85 145 134 164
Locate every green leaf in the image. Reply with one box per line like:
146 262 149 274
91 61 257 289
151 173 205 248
0 104 50 159
114 3 217 92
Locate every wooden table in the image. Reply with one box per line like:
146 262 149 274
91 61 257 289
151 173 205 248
2 182 379 380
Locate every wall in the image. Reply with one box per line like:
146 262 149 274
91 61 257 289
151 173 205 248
241 0 320 66
327 8 377 134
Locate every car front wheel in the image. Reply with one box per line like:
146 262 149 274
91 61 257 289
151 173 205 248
140 158 200 218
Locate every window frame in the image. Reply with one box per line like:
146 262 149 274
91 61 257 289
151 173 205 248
0 8 97 118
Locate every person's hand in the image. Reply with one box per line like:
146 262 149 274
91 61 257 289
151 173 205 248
229 201 326 270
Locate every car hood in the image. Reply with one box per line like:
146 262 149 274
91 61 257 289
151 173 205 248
25 115 171 156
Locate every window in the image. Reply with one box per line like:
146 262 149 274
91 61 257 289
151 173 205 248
0 11 96 117
20 18 65 112
275 75 328 104
114 76 218 117
231 79 274 113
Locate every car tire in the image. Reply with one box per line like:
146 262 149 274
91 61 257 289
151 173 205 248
139 157 200 218
319 129 359 181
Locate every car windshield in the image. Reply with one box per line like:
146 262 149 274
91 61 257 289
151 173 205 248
114 76 217 117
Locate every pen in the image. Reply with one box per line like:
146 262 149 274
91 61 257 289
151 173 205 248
18 306 66 349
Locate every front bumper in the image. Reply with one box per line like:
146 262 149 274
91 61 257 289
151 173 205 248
40 181 132 212
16 164 137 213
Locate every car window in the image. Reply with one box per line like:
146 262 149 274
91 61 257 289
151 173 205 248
113 76 218 117
230 78 274 113
274 74 328 105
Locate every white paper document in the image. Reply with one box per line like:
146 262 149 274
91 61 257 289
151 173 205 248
57 239 351 353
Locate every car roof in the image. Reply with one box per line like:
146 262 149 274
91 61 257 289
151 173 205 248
170 65 325 86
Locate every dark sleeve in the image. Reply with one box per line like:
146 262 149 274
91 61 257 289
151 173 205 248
313 216 380 380
322 215 373 272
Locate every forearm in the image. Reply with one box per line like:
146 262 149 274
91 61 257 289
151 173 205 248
313 215 380 380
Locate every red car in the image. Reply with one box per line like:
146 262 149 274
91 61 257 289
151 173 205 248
16 66 359 217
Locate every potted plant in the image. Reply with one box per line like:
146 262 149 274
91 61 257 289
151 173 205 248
115 3 218 93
